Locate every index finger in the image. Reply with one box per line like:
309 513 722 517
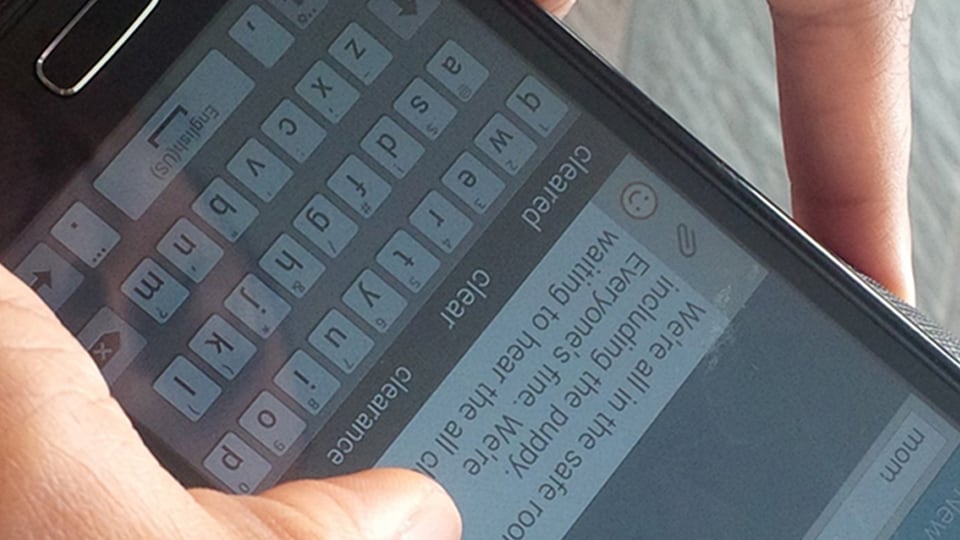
535 0 577 17
770 0 916 302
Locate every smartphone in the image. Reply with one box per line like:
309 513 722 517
2 1 960 538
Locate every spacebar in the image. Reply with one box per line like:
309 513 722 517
94 50 254 221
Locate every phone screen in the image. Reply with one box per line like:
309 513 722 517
2 1 959 538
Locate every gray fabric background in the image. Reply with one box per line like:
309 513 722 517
566 1 960 334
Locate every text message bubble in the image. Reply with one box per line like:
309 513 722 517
378 203 731 539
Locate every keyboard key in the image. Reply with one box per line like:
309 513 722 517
508 76 570 137
295 60 360 124
329 23 392 85
204 433 271 494
259 234 325 298
154 356 221 422
77 307 146 384
343 269 408 334
229 5 294 68
475 113 537 176
190 315 256 380
225 274 291 339
294 194 359 258
157 218 224 283
261 99 326 163
327 156 391 219
239 391 306 456
192 178 260 243
442 152 506 214
427 40 489 102
410 191 473 254
367 0 440 39
121 259 189 324
274 350 340 415
266 0 327 29
376 230 439 293
308 309 374 374
94 51 254 220
51 202 120 268
394 77 457 140
228 139 293 203
14 243 84 311
361 116 424 179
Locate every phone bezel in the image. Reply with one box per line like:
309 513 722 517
490 0 960 390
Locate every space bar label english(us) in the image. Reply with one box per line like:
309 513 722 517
94 50 254 220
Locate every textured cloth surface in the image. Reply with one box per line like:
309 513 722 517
567 0 960 333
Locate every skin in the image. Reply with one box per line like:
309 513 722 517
0 0 914 537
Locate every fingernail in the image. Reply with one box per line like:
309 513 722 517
402 484 462 540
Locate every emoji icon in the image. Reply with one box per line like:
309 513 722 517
621 183 658 220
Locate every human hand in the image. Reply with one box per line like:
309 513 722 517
771 0 916 303
0 265 461 538
3 4 599 540
550 0 916 302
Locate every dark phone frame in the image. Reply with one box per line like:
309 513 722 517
2 0 960 493
478 1 960 434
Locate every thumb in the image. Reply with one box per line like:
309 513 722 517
196 469 462 539
0 264 460 539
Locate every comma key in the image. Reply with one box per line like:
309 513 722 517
229 5 293 68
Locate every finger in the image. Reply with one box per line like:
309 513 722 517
0 265 461 539
0 266 204 537
535 0 577 17
769 0 916 302
194 469 462 540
